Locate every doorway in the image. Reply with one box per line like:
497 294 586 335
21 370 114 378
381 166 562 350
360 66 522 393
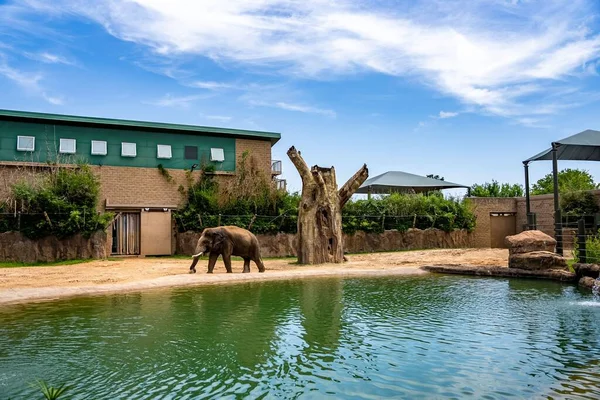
490 212 516 248
111 212 141 255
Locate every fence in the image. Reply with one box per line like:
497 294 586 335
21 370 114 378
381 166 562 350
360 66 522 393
173 213 473 235
0 210 109 239
527 214 600 264
1 211 473 238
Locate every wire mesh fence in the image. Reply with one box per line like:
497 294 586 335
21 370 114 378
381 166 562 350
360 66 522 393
1 211 472 236
527 214 600 264
173 213 471 235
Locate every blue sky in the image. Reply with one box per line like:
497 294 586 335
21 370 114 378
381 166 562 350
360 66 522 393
1 0 600 195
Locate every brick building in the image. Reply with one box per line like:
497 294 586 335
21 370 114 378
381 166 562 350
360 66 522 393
0 109 283 256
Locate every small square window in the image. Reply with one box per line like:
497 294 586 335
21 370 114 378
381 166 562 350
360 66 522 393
17 136 35 152
157 144 172 159
121 142 137 157
184 146 198 160
59 138 76 154
91 140 107 155
210 148 225 162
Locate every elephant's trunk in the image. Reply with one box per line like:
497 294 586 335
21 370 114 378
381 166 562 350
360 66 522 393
189 254 201 273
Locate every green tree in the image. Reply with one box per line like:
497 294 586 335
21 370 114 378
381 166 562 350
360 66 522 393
531 168 599 195
470 180 524 197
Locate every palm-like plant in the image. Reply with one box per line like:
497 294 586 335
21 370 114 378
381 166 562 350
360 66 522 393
34 380 70 400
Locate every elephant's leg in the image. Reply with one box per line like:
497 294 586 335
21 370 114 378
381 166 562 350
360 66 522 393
242 258 251 273
207 253 219 274
254 257 266 273
223 253 233 273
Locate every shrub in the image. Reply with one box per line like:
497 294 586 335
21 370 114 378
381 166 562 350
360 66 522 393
560 191 600 216
173 153 476 235
2 164 113 239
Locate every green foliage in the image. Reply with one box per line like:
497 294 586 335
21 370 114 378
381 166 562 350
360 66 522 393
173 156 300 234
573 229 600 264
1 164 113 239
470 180 524 197
531 168 598 195
174 153 476 235
560 191 600 216
33 380 70 400
157 164 173 183
342 193 476 234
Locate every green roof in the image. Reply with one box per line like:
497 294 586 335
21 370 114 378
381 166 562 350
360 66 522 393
0 109 281 145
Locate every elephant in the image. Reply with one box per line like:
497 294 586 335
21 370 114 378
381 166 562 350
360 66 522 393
189 226 266 274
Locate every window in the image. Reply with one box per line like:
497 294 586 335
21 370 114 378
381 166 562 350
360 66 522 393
91 140 107 155
210 148 225 162
59 138 76 154
121 142 137 157
184 146 198 160
17 136 35 152
157 144 172 159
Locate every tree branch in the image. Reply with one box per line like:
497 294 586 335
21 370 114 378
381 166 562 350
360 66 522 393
312 167 328 197
287 146 312 183
338 164 369 207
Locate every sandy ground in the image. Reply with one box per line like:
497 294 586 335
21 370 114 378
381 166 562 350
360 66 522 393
0 248 508 305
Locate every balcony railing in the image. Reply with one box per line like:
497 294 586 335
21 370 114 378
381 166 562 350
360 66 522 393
275 179 287 191
271 160 282 175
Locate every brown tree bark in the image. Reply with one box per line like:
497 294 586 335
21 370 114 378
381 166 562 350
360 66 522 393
287 146 368 264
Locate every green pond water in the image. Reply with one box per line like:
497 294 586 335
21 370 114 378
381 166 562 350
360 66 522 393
1 276 600 399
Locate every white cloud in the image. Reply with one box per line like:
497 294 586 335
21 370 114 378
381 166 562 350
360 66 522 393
439 111 459 119
6 0 600 119
250 100 336 117
190 81 239 90
144 93 211 108
23 52 78 66
0 55 63 105
202 114 232 122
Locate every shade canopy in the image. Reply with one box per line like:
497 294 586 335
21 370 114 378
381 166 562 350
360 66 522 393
524 129 600 163
356 171 469 194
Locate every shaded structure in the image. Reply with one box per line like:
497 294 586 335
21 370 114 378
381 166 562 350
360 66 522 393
356 171 469 197
523 129 600 255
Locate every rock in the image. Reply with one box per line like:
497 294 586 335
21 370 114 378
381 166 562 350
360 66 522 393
0 231 108 263
505 230 556 256
579 276 597 289
508 251 567 270
573 263 600 279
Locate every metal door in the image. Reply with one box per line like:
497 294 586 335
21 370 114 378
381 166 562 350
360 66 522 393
490 213 516 248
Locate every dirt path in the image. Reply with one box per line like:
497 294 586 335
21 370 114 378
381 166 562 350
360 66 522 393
0 248 507 305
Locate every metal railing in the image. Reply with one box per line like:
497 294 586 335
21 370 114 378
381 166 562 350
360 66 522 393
524 213 600 263
271 160 282 175
275 179 287 191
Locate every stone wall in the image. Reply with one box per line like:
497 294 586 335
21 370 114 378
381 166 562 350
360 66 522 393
176 229 474 258
0 230 108 263
469 190 600 249
468 197 517 248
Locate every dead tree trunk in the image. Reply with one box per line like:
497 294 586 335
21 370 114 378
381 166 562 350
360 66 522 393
287 146 368 264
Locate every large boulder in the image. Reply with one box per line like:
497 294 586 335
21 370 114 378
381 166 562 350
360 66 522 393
509 251 567 270
505 230 556 256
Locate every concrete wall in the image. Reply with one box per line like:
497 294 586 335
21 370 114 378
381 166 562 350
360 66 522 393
176 229 474 258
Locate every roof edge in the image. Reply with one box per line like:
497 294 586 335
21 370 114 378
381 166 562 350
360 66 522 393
0 109 281 145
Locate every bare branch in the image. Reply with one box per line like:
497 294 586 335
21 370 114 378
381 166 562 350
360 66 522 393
312 167 328 196
338 164 369 207
287 146 312 183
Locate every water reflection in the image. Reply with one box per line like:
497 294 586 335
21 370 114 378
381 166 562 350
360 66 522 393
1 276 600 399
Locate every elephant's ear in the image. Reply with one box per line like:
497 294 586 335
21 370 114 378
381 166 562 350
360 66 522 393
212 229 227 250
